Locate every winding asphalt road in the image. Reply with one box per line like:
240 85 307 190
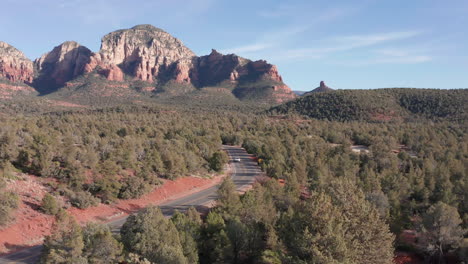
0 145 260 264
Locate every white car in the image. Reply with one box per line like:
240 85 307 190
234 158 241 162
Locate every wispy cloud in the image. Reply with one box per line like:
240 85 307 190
55 0 214 27
221 43 272 54
333 31 423 48
220 1 431 66
372 48 432 64
375 55 432 64
258 3 353 21
273 31 426 62
219 24 310 54
220 7 353 56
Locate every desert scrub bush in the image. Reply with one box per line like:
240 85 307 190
118 176 154 200
0 180 19 226
68 190 100 209
41 193 59 215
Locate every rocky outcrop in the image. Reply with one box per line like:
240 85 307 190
85 24 195 83
34 41 92 91
193 49 287 86
311 81 334 92
172 59 193 84
193 50 248 86
83 25 295 102
0 41 34 83
0 24 296 103
271 84 297 103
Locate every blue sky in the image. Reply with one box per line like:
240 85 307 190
1 0 467 91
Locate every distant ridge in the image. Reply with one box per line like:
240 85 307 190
270 88 468 122
0 24 296 104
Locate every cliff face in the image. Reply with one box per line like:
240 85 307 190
193 50 286 86
191 49 295 102
0 24 296 103
194 49 248 86
0 41 34 83
34 41 92 91
85 24 196 83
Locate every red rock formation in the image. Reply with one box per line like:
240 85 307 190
194 49 246 86
98 64 124 82
250 60 283 82
173 60 193 84
86 24 196 83
311 81 334 93
34 41 92 89
0 41 34 83
272 85 297 103
1 24 296 103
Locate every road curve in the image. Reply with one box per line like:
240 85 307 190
0 145 260 264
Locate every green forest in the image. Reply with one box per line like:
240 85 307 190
0 88 467 263
270 88 468 122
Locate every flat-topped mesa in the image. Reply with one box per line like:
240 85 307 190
86 24 196 82
34 41 92 89
0 41 34 83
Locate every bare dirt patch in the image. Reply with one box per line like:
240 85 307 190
0 173 224 254
47 100 87 108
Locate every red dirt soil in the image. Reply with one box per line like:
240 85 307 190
0 173 225 254
47 100 87 108
394 251 424 264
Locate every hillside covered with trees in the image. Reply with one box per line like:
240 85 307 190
269 88 468 122
0 88 466 263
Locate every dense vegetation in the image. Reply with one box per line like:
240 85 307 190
0 107 229 206
42 178 395 264
270 88 468 122
0 87 466 263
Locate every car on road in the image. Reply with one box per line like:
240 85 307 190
234 157 241 162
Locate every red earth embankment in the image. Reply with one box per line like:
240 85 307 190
0 173 225 254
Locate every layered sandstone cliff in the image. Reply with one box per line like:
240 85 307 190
85 24 196 83
34 41 92 90
1 24 296 102
0 41 34 83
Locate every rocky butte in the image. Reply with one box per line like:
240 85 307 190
0 24 296 103
312 81 334 92
34 41 92 93
0 41 34 84
0 41 36 98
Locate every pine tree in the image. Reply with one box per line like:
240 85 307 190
121 206 188 264
41 210 86 264
200 211 232 264
171 210 201 264
209 151 229 172
82 223 123 264
280 179 395 264
216 178 241 218
419 202 465 262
